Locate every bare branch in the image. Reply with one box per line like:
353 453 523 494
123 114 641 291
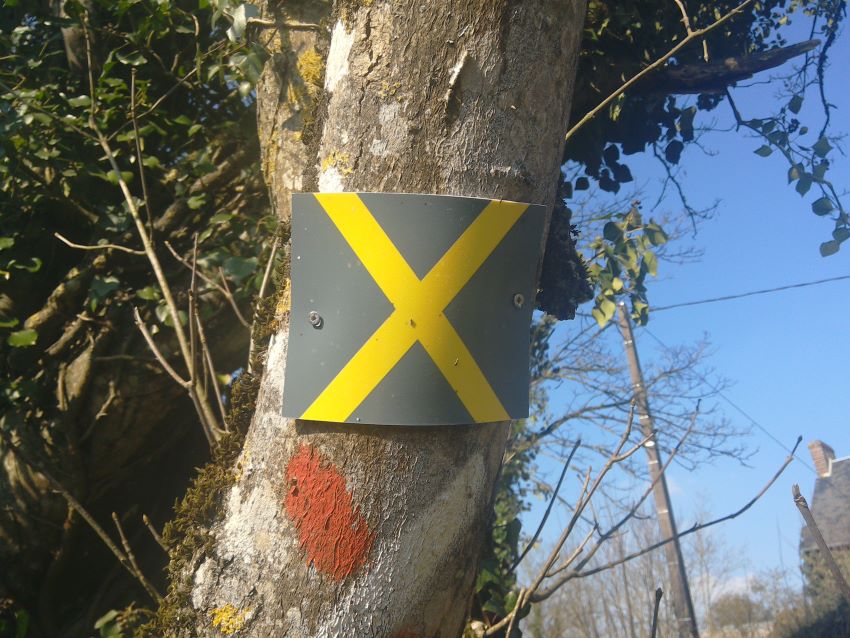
193 299 228 429
511 439 581 573
650 588 664 638
142 513 169 553
566 0 756 143
570 437 802 582
132 307 190 388
0 430 160 604
112 512 163 603
164 241 251 330
54 232 145 256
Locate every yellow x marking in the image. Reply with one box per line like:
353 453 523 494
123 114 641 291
301 193 529 423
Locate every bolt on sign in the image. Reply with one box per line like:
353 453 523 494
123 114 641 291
283 192 547 426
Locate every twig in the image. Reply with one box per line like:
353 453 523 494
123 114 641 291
487 408 642 636
142 513 169 553
132 308 190 388
112 512 163 602
565 0 755 143
511 438 581 573
85 39 222 443
247 17 322 29
130 69 154 235
163 241 251 329
54 232 144 256
672 0 708 61
218 266 251 328
247 236 280 373
564 436 803 583
504 587 526 638
193 298 228 428
793 484 850 605
650 587 664 638
0 430 161 604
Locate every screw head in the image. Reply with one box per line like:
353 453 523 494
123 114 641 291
512 293 524 309
308 310 323 328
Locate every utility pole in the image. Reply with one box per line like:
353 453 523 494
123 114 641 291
617 303 699 638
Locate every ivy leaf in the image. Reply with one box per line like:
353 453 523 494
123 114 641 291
0 237 14 251
603 221 622 242
664 140 683 164
643 250 658 276
787 164 802 183
788 94 803 114
226 3 260 42
795 174 813 196
90 276 120 310
223 256 258 281
812 162 828 182
832 227 850 243
599 297 616 319
0 318 19 328
67 95 91 108
187 194 206 210
819 240 839 257
612 162 633 183
754 145 773 157
812 137 832 158
116 50 147 66
136 286 160 301
8 328 37 347
591 306 608 328
210 213 233 224
644 223 668 246
811 197 834 216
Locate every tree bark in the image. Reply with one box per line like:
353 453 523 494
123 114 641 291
187 1 586 636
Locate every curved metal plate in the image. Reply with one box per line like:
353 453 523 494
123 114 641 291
283 192 546 426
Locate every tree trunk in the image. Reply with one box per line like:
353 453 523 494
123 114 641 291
186 1 585 635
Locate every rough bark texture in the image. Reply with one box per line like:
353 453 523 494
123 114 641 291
187 1 586 636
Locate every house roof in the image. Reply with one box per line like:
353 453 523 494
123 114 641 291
801 456 850 553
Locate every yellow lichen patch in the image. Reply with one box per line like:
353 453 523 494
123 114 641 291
276 279 291 318
210 604 249 635
321 150 354 175
297 48 325 91
379 80 402 99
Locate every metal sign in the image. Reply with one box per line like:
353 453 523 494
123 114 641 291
283 193 546 426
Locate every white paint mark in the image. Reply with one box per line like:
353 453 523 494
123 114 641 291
318 166 345 193
285 608 309 638
324 20 355 94
444 49 469 103
378 101 401 126
219 476 291 567
191 559 212 609
370 102 409 158
369 138 389 157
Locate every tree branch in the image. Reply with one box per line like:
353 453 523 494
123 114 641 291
637 39 820 95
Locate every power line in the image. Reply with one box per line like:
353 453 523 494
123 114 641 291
652 274 850 312
642 327 817 476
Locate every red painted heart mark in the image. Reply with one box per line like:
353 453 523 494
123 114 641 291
284 445 375 580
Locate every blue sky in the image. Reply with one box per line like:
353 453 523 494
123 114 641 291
524 21 849 590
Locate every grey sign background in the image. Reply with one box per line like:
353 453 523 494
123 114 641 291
283 193 546 426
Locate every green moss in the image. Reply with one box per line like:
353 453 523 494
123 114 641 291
137 229 291 637
137 429 246 637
